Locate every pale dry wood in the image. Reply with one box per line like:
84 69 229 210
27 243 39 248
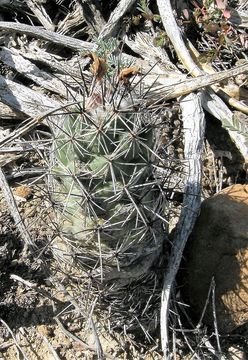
157 0 198 75
0 21 96 51
17 45 87 79
0 100 82 149
187 40 248 115
0 102 26 119
157 0 248 160
76 0 106 34
160 93 205 358
0 47 72 97
125 31 182 74
99 0 136 39
56 3 85 35
25 0 55 31
141 62 248 102
0 74 61 116
201 89 248 161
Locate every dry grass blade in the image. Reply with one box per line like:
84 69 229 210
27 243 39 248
0 167 34 251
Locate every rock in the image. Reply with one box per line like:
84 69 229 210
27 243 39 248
184 184 248 332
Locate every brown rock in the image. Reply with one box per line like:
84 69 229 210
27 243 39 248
184 184 248 332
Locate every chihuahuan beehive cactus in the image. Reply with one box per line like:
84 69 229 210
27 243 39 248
51 43 169 322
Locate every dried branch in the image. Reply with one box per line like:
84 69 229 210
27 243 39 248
0 21 96 51
0 74 60 116
24 0 55 31
144 62 248 102
0 47 71 97
157 0 198 75
56 3 85 35
157 0 248 160
125 31 181 73
160 93 205 357
76 0 105 35
99 0 136 39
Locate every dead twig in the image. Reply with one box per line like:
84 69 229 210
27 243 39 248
24 0 55 31
99 0 136 39
0 21 96 51
54 317 116 360
0 319 29 360
160 93 205 358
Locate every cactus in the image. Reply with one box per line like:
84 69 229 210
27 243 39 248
50 44 171 332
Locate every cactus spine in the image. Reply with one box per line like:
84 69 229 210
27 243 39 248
51 44 169 329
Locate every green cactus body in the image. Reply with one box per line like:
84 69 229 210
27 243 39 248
52 55 167 292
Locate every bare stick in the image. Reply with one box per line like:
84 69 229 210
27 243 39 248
24 0 55 31
157 0 198 75
55 318 116 360
157 63 248 101
10 274 62 303
0 74 60 116
0 21 96 51
99 0 136 39
160 93 205 358
0 319 29 360
0 47 71 97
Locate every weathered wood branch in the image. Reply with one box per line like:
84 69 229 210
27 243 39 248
0 22 96 51
157 0 248 160
0 74 60 116
99 0 136 39
75 0 106 35
25 0 55 31
0 47 72 97
0 167 34 250
160 93 205 358
56 3 85 35
125 31 181 74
